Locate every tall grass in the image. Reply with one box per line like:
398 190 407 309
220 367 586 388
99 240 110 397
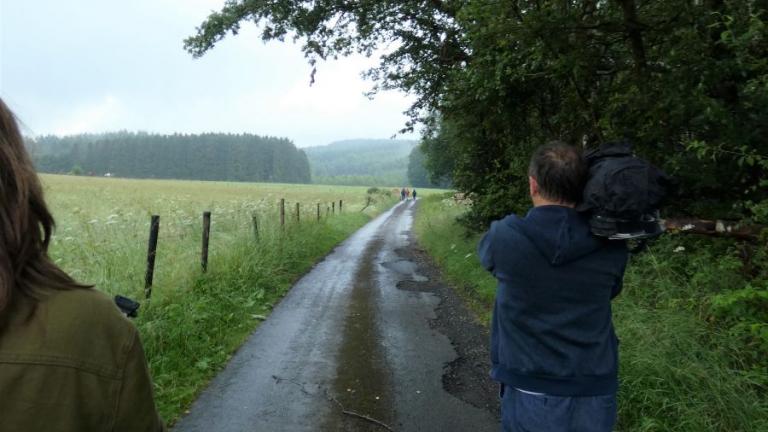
41 174 392 297
413 193 768 432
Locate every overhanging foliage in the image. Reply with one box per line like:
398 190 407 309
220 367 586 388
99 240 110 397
185 0 768 227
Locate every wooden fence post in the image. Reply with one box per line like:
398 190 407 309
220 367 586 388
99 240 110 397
252 214 259 241
317 203 321 221
296 202 300 222
144 215 160 299
201 211 211 273
280 198 285 228
332 202 335 214
339 200 343 213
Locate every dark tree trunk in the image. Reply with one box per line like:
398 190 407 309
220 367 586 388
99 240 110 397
616 0 647 71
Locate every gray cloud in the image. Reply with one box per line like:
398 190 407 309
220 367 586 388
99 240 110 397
0 0 416 147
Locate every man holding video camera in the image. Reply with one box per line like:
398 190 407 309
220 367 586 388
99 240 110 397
479 142 629 431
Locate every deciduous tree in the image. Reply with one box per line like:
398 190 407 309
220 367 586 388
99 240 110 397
186 0 768 227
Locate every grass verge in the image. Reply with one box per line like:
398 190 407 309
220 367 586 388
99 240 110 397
412 194 496 324
413 193 768 432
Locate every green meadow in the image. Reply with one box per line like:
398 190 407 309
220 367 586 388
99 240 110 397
42 174 395 299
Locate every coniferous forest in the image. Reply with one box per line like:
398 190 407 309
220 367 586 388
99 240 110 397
29 132 311 183
304 139 417 186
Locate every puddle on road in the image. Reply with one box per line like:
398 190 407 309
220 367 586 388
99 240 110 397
323 238 396 432
380 259 429 282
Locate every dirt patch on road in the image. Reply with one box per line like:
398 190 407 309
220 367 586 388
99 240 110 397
394 238 501 417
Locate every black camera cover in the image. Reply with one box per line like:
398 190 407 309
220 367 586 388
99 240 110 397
577 141 671 239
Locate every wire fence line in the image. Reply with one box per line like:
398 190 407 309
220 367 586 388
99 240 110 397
143 199 345 299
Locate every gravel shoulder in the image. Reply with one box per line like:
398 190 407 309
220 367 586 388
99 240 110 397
395 226 500 417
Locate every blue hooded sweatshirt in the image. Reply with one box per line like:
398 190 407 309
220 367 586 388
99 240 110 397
478 206 628 396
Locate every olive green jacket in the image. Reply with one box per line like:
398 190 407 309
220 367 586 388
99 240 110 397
0 288 165 432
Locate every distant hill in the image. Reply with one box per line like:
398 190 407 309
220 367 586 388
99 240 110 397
28 132 311 183
304 139 417 186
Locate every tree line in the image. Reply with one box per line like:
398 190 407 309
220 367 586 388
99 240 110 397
407 145 451 189
304 139 415 187
29 132 311 183
304 139 447 188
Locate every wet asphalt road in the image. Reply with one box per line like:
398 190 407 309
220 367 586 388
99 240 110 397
173 200 499 432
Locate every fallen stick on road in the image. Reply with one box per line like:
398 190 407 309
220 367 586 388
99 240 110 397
326 390 395 432
271 375 396 432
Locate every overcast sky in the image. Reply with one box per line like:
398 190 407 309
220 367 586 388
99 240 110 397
0 0 417 147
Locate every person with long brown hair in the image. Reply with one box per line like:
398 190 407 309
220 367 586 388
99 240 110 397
0 98 165 431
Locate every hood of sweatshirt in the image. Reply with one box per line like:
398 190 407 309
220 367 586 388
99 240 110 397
510 205 603 266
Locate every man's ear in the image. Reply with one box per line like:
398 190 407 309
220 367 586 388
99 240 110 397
529 176 538 198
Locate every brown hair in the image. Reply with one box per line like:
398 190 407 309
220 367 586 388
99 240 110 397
0 98 89 323
528 141 588 205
